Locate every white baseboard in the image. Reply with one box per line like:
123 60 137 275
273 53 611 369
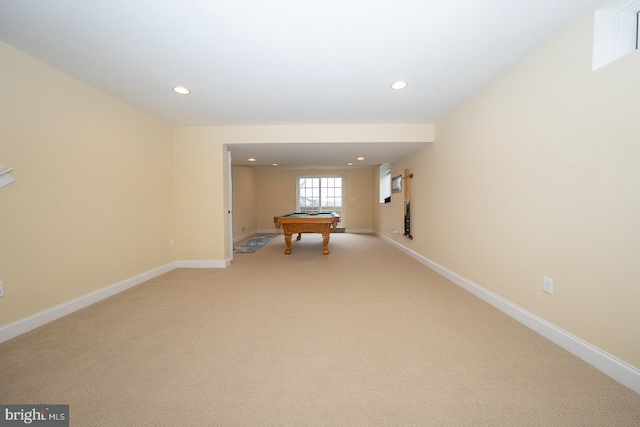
233 231 258 243
176 259 230 268
0 258 233 344
0 262 176 344
260 228 374 234
258 228 281 234
376 232 640 394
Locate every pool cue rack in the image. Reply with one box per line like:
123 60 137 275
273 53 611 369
403 168 413 239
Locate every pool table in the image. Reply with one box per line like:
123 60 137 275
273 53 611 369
273 212 341 255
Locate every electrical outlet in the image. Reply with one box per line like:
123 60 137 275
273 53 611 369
0 281 4 297
241 226 246 232
543 277 553 294
170 240 174 248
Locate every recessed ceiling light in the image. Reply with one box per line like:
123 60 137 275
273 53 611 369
391 81 408 90
272 163 278 166
347 162 354 166
357 156 365 161
173 86 190 95
248 158 256 162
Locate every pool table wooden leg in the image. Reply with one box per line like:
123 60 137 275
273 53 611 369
284 233 293 254
296 233 302 241
322 232 330 255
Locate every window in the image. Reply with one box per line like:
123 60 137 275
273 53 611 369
593 0 640 70
619 1 640 51
379 163 391 204
297 176 343 225
391 175 402 193
637 10 639 49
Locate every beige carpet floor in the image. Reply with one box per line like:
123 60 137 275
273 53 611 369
1 233 639 426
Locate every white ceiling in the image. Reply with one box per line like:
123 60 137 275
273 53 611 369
0 0 600 167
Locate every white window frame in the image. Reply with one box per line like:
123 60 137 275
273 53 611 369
593 0 640 70
297 175 344 226
636 10 640 50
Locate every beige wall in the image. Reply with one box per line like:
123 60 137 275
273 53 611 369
0 43 174 326
375 11 640 369
173 128 229 263
232 166 258 239
254 167 374 232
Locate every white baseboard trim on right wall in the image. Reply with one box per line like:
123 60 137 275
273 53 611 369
376 232 640 394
